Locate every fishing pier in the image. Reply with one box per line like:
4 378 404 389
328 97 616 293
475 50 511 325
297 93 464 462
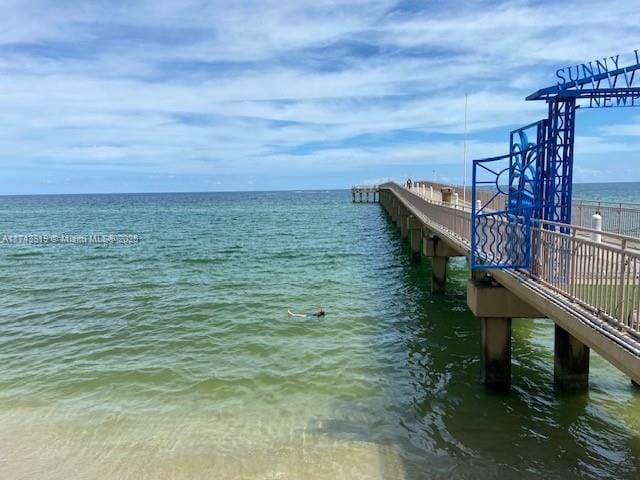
376 181 640 390
357 51 640 390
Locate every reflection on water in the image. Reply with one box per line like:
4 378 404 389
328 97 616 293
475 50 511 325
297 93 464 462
0 190 640 479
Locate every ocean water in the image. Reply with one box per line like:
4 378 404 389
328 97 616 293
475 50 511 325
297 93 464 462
573 182 640 204
1 185 640 479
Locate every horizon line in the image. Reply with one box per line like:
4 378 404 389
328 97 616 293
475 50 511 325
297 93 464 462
0 180 638 197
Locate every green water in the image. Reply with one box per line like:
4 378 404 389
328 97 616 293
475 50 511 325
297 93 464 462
1 189 640 479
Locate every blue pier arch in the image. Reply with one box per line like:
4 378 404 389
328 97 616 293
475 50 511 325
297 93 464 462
471 51 640 270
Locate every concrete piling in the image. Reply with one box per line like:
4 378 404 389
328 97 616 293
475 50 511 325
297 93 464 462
480 317 512 389
423 236 462 293
407 216 423 263
392 201 400 226
467 273 543 389
431 256 448 293
399 209 409 239
554 325 590 390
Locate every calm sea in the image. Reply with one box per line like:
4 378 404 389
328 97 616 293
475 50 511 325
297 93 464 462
1 183 640 479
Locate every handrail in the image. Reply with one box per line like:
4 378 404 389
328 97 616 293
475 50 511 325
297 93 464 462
574 199 640 208
529 221 640 338
572 200 640 238
390 181 640 244
382 181 640 340
383 182 471 247
396 181 475 213
534 218 640 246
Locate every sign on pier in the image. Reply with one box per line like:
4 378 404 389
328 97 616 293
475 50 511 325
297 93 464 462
472 50 640 269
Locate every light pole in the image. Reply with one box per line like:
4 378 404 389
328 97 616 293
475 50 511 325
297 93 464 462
463 92 468 205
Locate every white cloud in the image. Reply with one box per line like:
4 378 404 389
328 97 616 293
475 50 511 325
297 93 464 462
0 0 637 191
600 119 640 137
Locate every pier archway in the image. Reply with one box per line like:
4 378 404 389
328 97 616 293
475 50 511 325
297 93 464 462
472 52 640 269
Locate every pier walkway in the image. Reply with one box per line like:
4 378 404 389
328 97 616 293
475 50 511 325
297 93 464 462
377 181 640 389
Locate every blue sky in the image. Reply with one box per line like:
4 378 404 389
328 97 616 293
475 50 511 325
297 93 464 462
1 0 639 194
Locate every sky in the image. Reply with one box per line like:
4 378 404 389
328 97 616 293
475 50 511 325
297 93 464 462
0 0 640 194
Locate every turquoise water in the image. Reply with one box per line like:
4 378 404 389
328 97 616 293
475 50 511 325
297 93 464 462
573 182 640 203
1 187 640 479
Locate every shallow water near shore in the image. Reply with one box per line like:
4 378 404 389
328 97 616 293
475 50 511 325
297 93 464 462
2 186 640 479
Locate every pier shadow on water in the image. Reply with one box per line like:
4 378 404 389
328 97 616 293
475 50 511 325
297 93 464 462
305 208 640 480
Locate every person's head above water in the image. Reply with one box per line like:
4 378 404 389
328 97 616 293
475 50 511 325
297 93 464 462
315 309 325 317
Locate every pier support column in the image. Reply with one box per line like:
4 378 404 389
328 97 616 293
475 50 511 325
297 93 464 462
480 317 512 389
399 210 409 240
390 200 399 225
423 236 459 293
408 216 423 263
467 274 543 390
431 256 448 293
394 203 402 230
554 325 589 390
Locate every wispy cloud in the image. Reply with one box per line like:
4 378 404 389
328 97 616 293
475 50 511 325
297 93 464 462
0 0 638 193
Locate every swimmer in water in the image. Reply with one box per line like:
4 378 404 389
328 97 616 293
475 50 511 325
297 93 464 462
288 308 325 318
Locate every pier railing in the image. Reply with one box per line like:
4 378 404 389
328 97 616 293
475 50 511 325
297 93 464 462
572 200 640 238
407 183 640 238
530 220 640 338
407 181 499 210
391 182 472 242
390 181 640 339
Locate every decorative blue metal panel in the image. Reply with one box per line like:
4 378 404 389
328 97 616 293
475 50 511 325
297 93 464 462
544 99 575 227
471 52 640 270
509 120 547 212
471 121 547 269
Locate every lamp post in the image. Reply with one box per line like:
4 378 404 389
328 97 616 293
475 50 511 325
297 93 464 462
463 92 468 205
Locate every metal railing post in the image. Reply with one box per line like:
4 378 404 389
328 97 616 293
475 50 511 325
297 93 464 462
619 239 627 323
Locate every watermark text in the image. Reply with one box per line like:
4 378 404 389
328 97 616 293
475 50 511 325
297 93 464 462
1 234 141 245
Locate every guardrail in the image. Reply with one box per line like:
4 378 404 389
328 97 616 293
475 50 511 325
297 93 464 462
530 219 640 338
405 181 499 211
572 200 640 237
388 182 640 339
390 182 471 242
407 183 640 238
404 182 472 211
